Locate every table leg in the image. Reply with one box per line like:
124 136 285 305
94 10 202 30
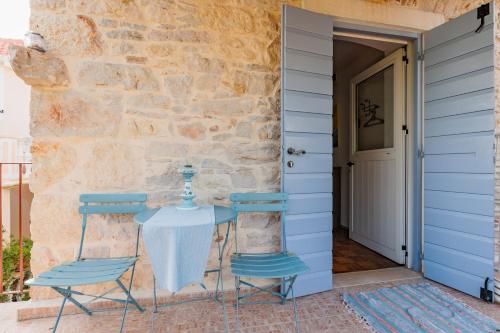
153 276 158 313
216 224 229 332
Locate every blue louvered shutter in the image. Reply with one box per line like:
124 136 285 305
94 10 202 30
423 3 495 299
281 5 333 297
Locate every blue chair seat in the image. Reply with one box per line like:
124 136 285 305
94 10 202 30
26 257 137 287
231 252 309 278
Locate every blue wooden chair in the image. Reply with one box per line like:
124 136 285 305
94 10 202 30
26 194 148 333
230 193 309 332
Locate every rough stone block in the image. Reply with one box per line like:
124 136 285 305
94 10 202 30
30 14 103 56
29 142 77 192
78 62 159 91
31 90 122 137
9 45 69 87
83 142 145 191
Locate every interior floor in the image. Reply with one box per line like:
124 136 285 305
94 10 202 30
333 227 400 274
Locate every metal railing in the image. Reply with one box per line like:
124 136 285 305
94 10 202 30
0 162 32 297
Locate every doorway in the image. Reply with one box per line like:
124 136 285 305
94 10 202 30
332 34 409 273
282 2 496 301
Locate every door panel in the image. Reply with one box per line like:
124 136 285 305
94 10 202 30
292 271 333 297
424 173 494 195
284 154 332 174
284 90 332 114
299 252 332 273
284 111 332 134
425 208 493 237
287 232 332 254
287 213 332 235
424 6 493 49
349 49 406 264
286 49 333 75
284 174 332 194
425 244 492 278
281 5 333 296
424 68 493 102
285 29 332 56
425 24 493 67
284 133 332 153
425 46 492 84
288 193 332 214
423 2 495 299
425 262 488 298
425 89 494 119
424 110 494 137
285 69 333 95
424 134 494 173
424 190 493 216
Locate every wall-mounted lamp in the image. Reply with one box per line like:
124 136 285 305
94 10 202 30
24 32 47 53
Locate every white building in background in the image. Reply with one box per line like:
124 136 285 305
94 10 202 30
0 38 32 241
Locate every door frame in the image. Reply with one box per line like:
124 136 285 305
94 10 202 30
348 48 407 264
334 25 420 271
330 23 421 271
279 5 425 273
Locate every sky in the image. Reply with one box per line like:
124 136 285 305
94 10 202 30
0 1 30 40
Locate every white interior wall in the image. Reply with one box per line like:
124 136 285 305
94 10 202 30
332 39 384 227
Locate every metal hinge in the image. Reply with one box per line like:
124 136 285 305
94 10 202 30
480 277 493 302
402 125 408 134
417 52 424 61
493 142 497 165
419 251 424 260
402 55 409 64
475 4 490 33
332 73 337 81
401 245 408 257
418 149 425 159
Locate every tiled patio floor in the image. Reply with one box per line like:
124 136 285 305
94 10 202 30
2 274 500 333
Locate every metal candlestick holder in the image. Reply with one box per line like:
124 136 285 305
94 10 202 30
177 165 199 210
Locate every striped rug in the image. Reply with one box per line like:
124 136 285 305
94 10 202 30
342 283 499 333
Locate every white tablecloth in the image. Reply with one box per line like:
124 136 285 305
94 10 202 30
142 205 215 292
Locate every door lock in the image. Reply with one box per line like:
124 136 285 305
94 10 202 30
287 160 294 168
347 161 355 167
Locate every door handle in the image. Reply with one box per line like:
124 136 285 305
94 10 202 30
347 161 355 167
287 147 306 156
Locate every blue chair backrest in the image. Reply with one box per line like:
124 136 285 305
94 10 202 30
230 192 288 252
79 194 147 215
77 193 147 260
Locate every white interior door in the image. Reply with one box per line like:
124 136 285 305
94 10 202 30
349 49 406 264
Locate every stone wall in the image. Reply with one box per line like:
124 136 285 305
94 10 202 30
24 0 497 301
26 0 303 300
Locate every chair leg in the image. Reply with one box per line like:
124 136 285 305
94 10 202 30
116 279 144 312
118 263 141 333
119 283 131 333
51 293 68 333
280 277 286 305
234 276 241 333
52 287 92 316
291 284 300 333
218 265 228 332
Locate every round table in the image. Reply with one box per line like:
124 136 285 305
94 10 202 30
134 205 236 225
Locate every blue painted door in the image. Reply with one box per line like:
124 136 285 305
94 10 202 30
281 5 333 297
423 3 495 299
